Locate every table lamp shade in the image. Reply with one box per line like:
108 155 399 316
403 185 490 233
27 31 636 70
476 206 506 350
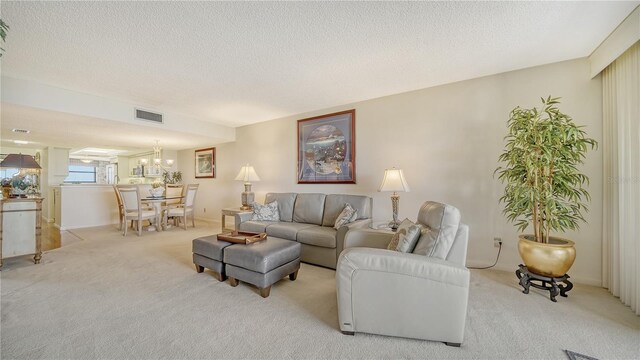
235 165 261 183
235 165 260 210
0 154 41 169
378 168 410 193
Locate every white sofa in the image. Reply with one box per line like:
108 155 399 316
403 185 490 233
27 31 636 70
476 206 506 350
336 201 470 346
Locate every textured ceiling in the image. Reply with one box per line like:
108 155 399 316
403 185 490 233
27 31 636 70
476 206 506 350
1 1 638 128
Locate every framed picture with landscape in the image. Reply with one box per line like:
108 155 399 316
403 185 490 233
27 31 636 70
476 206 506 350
297 109 355 184
195 147 215 178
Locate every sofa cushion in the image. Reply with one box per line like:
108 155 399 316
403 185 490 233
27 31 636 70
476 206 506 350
251 201 280 221
297 226 337 248
387 218 422 253
334 203 358 229
413 201 461 259
322 194 372 226
238 220 279 233
265 193 297 222
293 193 326 225
266 222 316 240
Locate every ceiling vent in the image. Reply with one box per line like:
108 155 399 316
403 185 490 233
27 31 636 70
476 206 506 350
135 109 163 124
12 128 30 133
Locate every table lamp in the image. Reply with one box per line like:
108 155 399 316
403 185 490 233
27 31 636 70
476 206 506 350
0 154 42 198
235 164 260 210
378 167 410 230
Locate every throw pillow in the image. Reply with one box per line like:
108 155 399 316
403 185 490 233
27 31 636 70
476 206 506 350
334 203 358 229
386 218 422 253
251 201 280 221
412 202 461 259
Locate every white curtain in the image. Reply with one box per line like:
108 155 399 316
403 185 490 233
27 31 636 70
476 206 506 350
602 41 640 315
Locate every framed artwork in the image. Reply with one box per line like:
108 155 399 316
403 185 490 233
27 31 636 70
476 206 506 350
297 109 356 184
195 147 215 178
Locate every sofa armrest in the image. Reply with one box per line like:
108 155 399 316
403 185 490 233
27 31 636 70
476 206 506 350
335 219 372 263
234 212 254 229
336 247 470 343
343 229 393 250
338 247 469 285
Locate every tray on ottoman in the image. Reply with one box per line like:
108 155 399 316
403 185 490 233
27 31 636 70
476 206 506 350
217 231 267 244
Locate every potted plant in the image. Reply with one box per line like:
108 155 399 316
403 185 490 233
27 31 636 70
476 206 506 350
496 97 597 277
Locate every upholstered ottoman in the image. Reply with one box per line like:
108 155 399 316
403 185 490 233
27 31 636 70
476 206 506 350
224 237 301 298
192 235 233 281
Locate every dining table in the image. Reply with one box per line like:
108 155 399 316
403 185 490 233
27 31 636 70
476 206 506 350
141 195 184 231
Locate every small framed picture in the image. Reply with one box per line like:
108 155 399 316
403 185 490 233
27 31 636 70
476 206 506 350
297 109 356 184
195 147 215 178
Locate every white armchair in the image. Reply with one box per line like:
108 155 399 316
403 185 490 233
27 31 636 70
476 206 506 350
336 201 470 347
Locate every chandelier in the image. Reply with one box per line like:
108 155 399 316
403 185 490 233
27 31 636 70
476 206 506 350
152 140 174 168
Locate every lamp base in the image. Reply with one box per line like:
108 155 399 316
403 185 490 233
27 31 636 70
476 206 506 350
241 191 255 210
388 220 401 231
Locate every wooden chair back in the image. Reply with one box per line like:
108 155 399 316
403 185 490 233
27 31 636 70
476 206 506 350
165 184 184 205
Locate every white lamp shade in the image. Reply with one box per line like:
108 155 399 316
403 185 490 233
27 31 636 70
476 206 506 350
378 168 410 192
235 165 261 182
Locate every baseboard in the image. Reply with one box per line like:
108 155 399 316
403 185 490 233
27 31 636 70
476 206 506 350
195 217 220 225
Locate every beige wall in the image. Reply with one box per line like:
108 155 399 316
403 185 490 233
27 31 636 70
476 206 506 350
179 58 603 285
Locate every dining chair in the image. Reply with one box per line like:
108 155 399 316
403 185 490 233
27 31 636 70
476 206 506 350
116 185 156 236
164 184 199 230
113 185 125 231
163 184 184 228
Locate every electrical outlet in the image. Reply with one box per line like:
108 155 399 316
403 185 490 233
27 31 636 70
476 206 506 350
494 237 502 248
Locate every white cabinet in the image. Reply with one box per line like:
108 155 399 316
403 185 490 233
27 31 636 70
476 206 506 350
0 198 43 267
51 148 70 177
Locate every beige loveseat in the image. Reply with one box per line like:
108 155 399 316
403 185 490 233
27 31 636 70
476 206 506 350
235 193 373 269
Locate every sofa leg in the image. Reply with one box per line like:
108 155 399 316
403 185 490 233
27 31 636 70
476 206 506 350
229 277 239 287
444 342 461 347
195 264 204 273
289 270 299 281
341 331 355 336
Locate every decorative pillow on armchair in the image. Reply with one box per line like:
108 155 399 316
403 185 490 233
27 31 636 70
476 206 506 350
387 218 422 253
251 201 280 221
334 203 358 229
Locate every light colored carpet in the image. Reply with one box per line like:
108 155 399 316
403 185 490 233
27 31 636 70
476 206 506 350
1 223 638 359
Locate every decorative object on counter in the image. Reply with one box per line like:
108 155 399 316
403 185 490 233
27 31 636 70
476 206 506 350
378 167 410 230
235 164 260 210
1 178 10 199
162 170 182 184
297 109 356 184
496 96 597 283
195 147 215 178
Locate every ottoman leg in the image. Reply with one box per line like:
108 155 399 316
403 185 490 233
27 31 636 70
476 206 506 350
195 264 204 273
213 271 227 282
259 286 271 298
289 270 299 281
229 277 239 287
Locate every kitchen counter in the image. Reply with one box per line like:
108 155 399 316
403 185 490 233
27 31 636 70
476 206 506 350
52 185 118 230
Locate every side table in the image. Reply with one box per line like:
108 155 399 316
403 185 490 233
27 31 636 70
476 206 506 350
221 207 252 232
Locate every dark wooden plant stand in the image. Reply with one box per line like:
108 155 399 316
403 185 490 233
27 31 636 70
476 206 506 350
515 264 573 302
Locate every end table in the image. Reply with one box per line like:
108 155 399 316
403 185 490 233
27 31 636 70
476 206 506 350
221 207 252 232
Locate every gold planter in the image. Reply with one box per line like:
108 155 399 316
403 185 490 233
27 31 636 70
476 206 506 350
518 235 576 278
